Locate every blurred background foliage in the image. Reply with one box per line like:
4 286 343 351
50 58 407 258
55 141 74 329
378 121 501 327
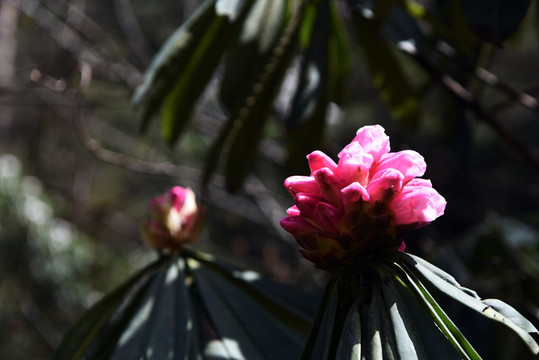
0 0 538 358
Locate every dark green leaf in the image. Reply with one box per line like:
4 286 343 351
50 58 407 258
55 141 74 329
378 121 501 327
132 0 219 132
145 258 190 359
365 283 385 360
389 259 482 359
159 1 255 145
216 0 248 20
334 297 363 359
285 1 330 174
184 249 318 333
304 273 340 360
224 3 306 190
460 0 531 45
191 261 306 359
380 268 462 359
52 259 162 360
350 10 421 128
300 268 341 360
202 0 288 187
327 1 352 105
110 261 169 359
382 5 425 51
399 253 539 356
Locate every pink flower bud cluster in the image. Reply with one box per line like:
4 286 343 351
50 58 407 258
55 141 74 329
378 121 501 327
280 125 446 268
142 186 203 252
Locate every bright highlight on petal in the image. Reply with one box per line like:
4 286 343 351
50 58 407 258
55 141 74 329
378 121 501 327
280 125 446 268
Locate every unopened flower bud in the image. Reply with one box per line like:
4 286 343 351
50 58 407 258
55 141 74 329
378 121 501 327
142 186 203 252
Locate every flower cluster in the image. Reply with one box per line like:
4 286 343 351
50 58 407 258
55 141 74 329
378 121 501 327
280 125 446 268
142 186 204 252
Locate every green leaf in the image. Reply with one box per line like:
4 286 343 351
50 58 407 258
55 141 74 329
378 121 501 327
285 1 330 175
380 268 462 359
334 297 363 359
460 0 532 45
220 0 288 111
202 0 288 187
365 283 385 360
191 262 305 359
145 258 191 359
110 261 170 359
350 10 421 128
399 253 539 356
133 0 255 145
224 3 306 190
132 0 219 132
303 272 340 360
327 1 352 106
184 249 318 334
52 259 162 360
159 1 255 145
382 5 425 50
216 0 248 20
389 259 482 360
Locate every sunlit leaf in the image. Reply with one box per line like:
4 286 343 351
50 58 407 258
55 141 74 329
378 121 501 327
224 3 306 190
381 268 462 359
389 259 482 359
132 0 254 145
54 250 317 360
398 252 539 356
285 1 330 175
52 259 163 360
202 0 288 187
216 0 248 20
132 0 219 132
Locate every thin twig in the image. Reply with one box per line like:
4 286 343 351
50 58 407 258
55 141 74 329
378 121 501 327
13 0 142 86
113 0 154 66
402 46 539 169
435 41 539 112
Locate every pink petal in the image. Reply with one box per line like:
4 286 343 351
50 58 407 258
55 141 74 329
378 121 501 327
366 168 404 203
375 150 426 182
286 205 300 216
398 241 406 252
313 168 343 208
390 185 446 225
352 125 390 161
407 178 432 187
284 176 320 196
169 186 187 210
314 202 340 237
280 215 320 237
307 151 337 174
341 182 370 206
336 149 373 186
295 193 321 220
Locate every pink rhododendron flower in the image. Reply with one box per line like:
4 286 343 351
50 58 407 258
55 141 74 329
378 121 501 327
142 186 204 251
280 125 446 268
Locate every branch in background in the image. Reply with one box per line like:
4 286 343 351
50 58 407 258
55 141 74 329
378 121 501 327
399 44 539 170
113 0 155 67
23 62 298 249
13 0 142 86
435 41 539 112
